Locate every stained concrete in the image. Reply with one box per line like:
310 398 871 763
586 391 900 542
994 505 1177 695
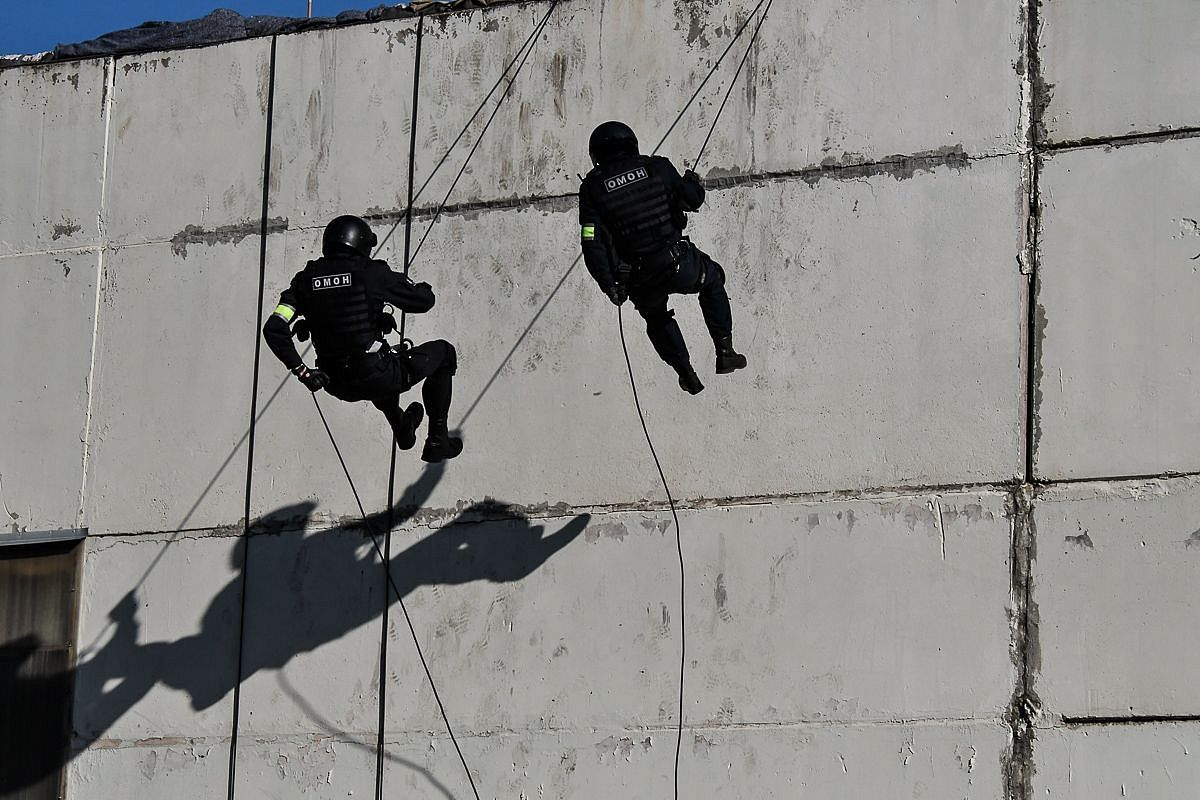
235 523 385 736
379 721 1010 799
1033 477 1200 719
1033 722 1200 799
1034 139 1200 481
255 155 1025 526
234 735 378 798
2 0 1197 796
400 0 1022 211
1040 0 1200 143
69 740 230 800
0 58 108 255
83 239 260 535
269 18 419 228
71 530 241 747
103 42 271 247
383 494 1013 735
0 251 96 532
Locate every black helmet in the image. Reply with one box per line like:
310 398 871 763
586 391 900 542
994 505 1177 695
322 215 377 257
589 121 638 165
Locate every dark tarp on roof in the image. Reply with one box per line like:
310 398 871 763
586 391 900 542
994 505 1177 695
2 2 513 67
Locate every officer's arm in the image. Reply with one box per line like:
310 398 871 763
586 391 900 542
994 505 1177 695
579 183 619 291
376 261 436 314
658 156 705 211
262 287 305 371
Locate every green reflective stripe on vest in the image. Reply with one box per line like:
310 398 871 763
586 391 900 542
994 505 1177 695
581 225 596 241
272 303 296 322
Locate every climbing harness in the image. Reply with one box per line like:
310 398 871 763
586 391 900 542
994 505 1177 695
616 2 775 798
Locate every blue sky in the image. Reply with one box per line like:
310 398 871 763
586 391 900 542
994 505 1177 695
2 1 392 55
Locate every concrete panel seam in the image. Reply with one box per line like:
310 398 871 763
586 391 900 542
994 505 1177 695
1021 0 1045 491
78 56 116 527
1058 715 1200 728
0 243 105 261
349 149 1023 232
1004 481 1042 800
1034 469 1200 488
377 716 1016 743
1043 126 1200 154
76 479 1027 539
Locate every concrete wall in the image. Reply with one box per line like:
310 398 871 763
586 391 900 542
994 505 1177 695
0 0 1197 798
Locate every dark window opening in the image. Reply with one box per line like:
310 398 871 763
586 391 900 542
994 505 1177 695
1 538 82 800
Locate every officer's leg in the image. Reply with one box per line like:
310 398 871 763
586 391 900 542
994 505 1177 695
689 247 746 375
402 340 462 462
631 290 704 394
370 392 424 451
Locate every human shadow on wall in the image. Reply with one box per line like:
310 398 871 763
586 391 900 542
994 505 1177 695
1 462 590 794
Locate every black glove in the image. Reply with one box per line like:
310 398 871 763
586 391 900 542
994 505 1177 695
292 319 310 342
683 169 703 186
379 312 397 335
605 284 628 306
292 365 330 392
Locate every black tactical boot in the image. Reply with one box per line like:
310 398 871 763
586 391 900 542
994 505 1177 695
421 418 463 463
677 365 705 395
394 402 424 451
714 336 747 374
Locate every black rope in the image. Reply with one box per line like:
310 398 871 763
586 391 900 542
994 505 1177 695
652 0 768 158
407 2 559 266
373 0 560 259
618 6 775 799
227 33 278 800
616 310 686 799
311 394 482 800
377 17 425 800
692 0 775 168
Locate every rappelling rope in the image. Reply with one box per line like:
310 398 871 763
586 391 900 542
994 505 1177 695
312 393 482 800
372 0 561 259
692 0 776 168
313 7 560 799
617 3 775 798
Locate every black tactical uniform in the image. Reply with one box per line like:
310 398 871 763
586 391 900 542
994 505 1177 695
262 215 462 462
578 121 746 394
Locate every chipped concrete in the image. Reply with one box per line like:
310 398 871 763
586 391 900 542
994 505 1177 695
169 217 287 258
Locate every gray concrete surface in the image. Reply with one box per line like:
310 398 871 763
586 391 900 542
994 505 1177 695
297 0 1026 216
1040 0 1200 143
1033 722 1200 799
1034 139 1200 481
254 155 1025 527
82 239 261 535
269 18 419 229
103 42 271 247
377 721 1011 799
382 494 1014 736
1033 477 1200 720
0 58 108 255
0 251 96 532
1 0 1197 797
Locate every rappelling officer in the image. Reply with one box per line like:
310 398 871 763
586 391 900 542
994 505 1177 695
578 121 747 394
262 215 463 462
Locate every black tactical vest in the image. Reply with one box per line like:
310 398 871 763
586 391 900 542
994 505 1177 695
294 255 379 362
593 156 683 259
